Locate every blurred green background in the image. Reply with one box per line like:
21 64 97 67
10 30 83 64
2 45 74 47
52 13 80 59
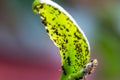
0 0 120 80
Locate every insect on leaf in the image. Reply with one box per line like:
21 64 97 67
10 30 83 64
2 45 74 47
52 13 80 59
32 0 98 80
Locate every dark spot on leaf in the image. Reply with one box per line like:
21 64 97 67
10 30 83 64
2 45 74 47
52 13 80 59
66 39 68 43
67 57 71 66
60 28 63 30
51 27 55 30
42 20 47 26
52 17 55 21
62 66 67 75
46 29 49 33
66 28 69 32
40 4 44 8
74 32 81 39
64 56 66 59
58 24 60 26
66 18 69 20
68 34 71 36
63 53 65 55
